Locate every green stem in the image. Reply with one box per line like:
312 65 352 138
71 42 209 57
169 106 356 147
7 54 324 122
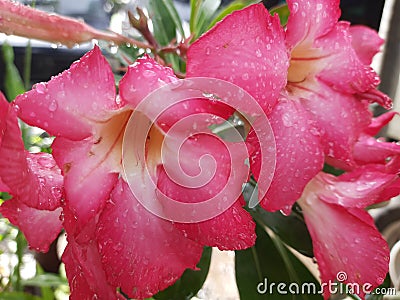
23 41 32 90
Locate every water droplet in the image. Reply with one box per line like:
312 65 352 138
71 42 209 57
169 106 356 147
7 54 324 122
291 2 299 13
205 47 211 55
48 100 58 112
241 73 249 80
256 49 262 58
35 83 46 94
282 113 293 127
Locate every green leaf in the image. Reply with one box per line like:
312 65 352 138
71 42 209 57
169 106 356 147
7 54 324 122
208 0 258 30
148 0 182 70
270 4 290 26
154 246 212 300
243 184 314 257
235 225 322 299
148 0 179 46
0 292 42 300
190 0 221 40
22 273 68 288
2 42 25 101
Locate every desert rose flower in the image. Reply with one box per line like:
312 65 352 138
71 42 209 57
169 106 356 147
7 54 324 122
0 93 63 252
13 46 256 299
186 0 392 212
297 166 400 299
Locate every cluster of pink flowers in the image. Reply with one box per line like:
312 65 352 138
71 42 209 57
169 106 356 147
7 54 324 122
0 0 399 299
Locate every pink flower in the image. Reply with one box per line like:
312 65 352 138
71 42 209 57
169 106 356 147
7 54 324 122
297 167 398 298
0 93 63 252
0 0 143 48
14 47 256 299
186 0 391 212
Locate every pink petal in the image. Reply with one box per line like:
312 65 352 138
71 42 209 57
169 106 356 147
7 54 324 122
119 56 232 130
350 25 384 65
52 137 118 227
173 200 256 250
96 180 203 299
315 22 381 95
63 233 121 300
0 97 63 210
249 99 324 212
292 81 371 169
299 185 389 299
0 0 132 47
0 200 62 252
15 46 117 141
353 136 400 166
119 55 177 108
186 3 288 113
0 178 10 193
285 0 341 49
317 170 397 208
363 111 398 136
156 132 254 249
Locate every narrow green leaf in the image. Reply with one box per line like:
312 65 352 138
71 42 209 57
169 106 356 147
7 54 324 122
235 225 322 299
22 273 68 288
208 0 258 30
148 0 178 46
148 0 182 70
270 4 290 26
161 0 185 37
0 292 41 300
243 184 314 257
190 0 221 40
154 246 212 300
2 42 25 101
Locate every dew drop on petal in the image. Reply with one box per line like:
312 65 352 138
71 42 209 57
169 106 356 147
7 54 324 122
241 73 249 80
35 82 46 94
292 2 299 13
48 100 58 112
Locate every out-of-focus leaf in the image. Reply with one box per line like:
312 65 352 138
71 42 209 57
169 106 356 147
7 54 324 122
148 0 181 69
0 292 41 300
323 163 345 176
22 273 68 288
190 0 221 40
235 225 322 299
208 0 258 30
154 246 212 300
243 184 314 257
2 42 25 101
270 4 290 26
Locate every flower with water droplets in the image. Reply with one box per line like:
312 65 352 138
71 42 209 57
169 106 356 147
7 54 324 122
13 46 256 299
297 166 399 299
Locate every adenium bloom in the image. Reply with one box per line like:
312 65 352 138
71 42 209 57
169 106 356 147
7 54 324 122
13 46 256 299
186 0 391 211
0 93 63 252
0 0 147 48
297 166 400 298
